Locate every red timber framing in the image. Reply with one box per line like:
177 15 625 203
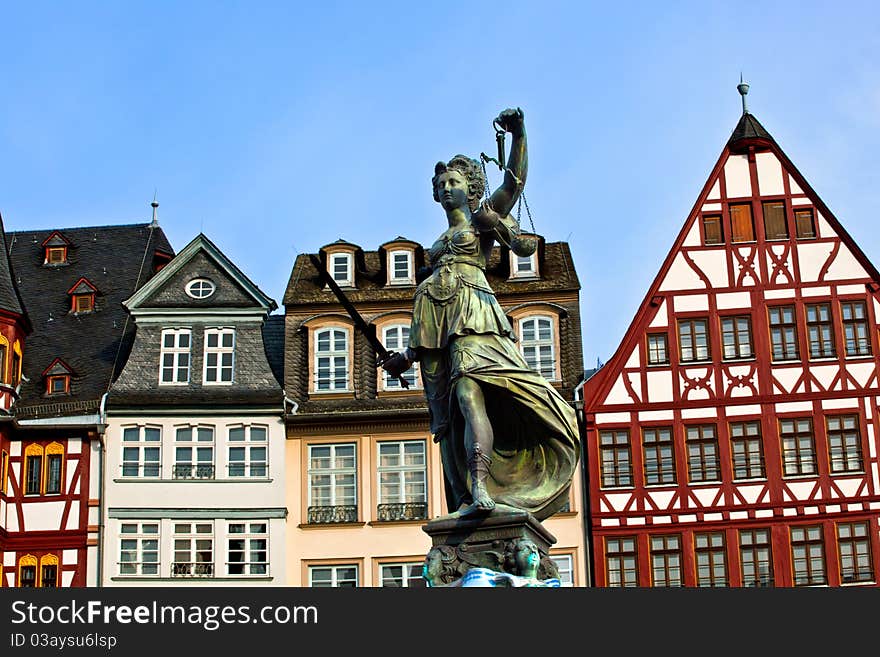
0 431 93 587
582 111 880 588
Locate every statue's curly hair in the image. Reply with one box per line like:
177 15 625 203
432 154 485 212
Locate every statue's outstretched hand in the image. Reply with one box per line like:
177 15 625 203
495 107 524 136
380 351 412 376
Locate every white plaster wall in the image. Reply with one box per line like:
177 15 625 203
789 175 804 195
624 348 640 369
604 375 633 405
638 410 674 421
89 441 101 499
798 243 835 282
756 152 785 196
775 401 813 413
673 294 708 312
24 501 66 531
847 363 875 388
811 365 839 391
680 407 717 419
824 245 868 282
658 253 707 291
725 404 762 416
764 289 796 300
67 439 81 455
724 155 752 198
707 179 721 200
716 292 751 310
645 371 674 403
648 300 668 328
766 245 793 285
689 250 730 288
816 212 834 239
682 221 702 247
595 412 631 424
65 501 80 530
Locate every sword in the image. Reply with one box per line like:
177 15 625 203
308 253 410 389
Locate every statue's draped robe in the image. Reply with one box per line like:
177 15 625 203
409 219 579 520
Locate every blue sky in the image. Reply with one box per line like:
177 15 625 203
2 1 879 368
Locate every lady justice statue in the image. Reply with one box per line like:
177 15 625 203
381 107 579 521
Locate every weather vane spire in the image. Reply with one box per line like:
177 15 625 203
737 74 750 115
150 190 159 227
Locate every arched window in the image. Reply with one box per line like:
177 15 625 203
24 444 44 495
39 554 59 587
382 324 418 389
44 442 65 495
518 316 557 380
0 334 9 384
314 327 349 391
18 555 37 587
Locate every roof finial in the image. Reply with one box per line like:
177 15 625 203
737 73 750 115
150 190 159 227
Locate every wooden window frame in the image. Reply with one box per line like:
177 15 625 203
17 554 38 587
39 554 59 588
646 333 669 366
227 425 268 478
381 324 419 390
768 305 799 361
780 418 817 477
329 252 354 288
701 214 724 245
45 246 67 265
71 293 94 314
790 525 827 586
694 532 728 587
795 208 817 239
685 424 721 483
308 563 359 587
119 522 160 577
729 203 755 243
1 449 8 495
388 250 415 285
159 328 192 385
307 442 358 523
642 426 676 485
173 425 215 480
24 444 44 496
805 303 836 359
121 425 162 478
730 421 765 480
226 521 269 577
172 522 215 578
518 315 558 381
720 315 754 360
605 536 639 588
376 439 427 520
314 326 350 392
677 318 710 363
762 200 789 240
840 300 871 357
0 342 7 384
825 415 864 474
836 521 874 584
599 429 632 489
378 561 425 588
43 442 64 495
739 528 774 587
203 328 235 385
46 375 70 395
650 534 682 587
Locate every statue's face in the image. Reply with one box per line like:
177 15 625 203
515 541 539 573
434 170 469 211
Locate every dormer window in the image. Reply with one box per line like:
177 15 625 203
42 358 74 396
389 250 414 285
329 252 354 287
67 277 98 314
510 252 539 279
47 375 70 395
42 231 71 266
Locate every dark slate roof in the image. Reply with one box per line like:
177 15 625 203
0 214 27 319
284 241 580 306
7 223 174 418
262 314 285 387
728 112 774 145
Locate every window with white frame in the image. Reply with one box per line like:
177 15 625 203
227 522 268 576
227 426 268 478
160 328 191 384
380 562 425 587
388 250 413 284
550 554 574 587
203 328 235 384
119 522 160 576
377 440 426 521
172 523 214 577
510 251 538 278
382 324 418 389
309 564 358 587
329 252 353 287
314 327 349 391
519 316 556 380
121 426 161 477
174 426 215 479
308 443 357 524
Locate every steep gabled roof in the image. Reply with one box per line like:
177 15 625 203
7 222 174 418
583 109 880 409
0 213 28 323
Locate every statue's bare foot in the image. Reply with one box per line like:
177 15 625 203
471 481 495 511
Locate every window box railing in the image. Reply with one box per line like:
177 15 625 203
376 502 427 522
172 464 216 480
171 562 214 577
307 505 358 524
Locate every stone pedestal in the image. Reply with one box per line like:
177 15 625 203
421 506 559 585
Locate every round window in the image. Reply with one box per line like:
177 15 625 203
185 278 215 299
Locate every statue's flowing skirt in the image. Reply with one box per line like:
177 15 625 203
445 332 580 521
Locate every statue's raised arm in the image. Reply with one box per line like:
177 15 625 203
487 107 528 217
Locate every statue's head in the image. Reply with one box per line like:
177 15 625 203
422 545 458 587
508 538 540 578
432 155 485 212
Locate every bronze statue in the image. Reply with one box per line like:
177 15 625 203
382 108 579 521
423 538 561 587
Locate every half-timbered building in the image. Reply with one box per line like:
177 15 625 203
1 214 173 587
283 235 587 586
582 93 880 587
